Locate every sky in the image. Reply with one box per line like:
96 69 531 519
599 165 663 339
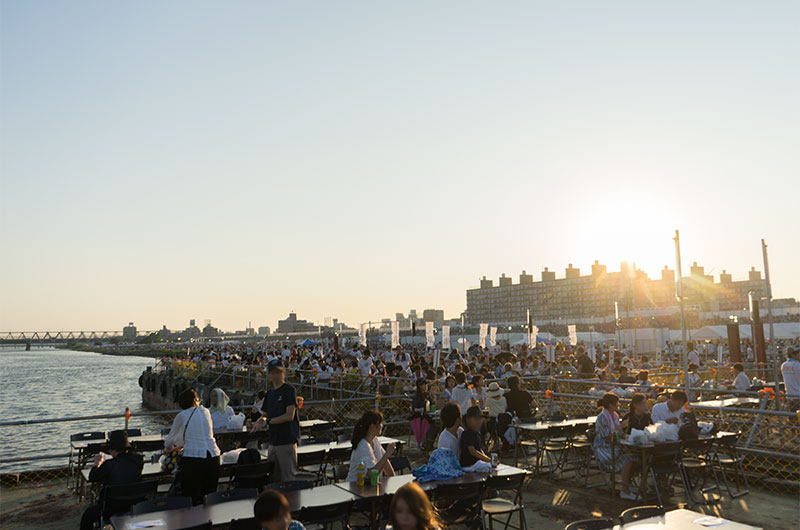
1 1 798 333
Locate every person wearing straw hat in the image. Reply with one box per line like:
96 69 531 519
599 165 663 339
485 382 507 450
80 430 144 530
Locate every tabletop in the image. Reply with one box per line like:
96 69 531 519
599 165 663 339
514 416 597 432
619 431 735 449
691 397 760 409
297 436 404 455
613 508 760 529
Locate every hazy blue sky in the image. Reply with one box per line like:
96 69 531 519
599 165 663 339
1 1 798 332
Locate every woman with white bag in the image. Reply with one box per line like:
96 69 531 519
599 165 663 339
592 392 638 500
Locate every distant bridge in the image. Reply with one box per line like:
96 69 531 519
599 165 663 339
0 331 155 343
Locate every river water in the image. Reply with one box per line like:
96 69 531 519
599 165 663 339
0 348 167 472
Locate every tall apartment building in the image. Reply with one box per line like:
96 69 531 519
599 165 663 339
465 262 766 325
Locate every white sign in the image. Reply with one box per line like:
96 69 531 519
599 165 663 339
442 325 450 350
546 343 555 362
391 321 399 349
529 325 539 347
425 322 434 348
359 323 367 347
489 326 497 347
568 324 578 346
479 324 488 348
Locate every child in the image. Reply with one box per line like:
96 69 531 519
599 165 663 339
436 403 462 456
390 482 440 530
459 406 491 466
254 489 306 530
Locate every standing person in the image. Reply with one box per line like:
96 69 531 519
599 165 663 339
781 346 800 411
688 342 701 367
346 410 396 481
80 431 144 530
358 349 375 377
164 388 221 505
686 363 703 402
262 359 300 482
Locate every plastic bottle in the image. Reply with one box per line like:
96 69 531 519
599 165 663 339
356 459 365 487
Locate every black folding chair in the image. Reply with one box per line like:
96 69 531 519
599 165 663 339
389 456 412 475
620 505 665 524
327 464 350 483
100 480 159 527
132 495 192 515
69 431 106 493
433 482 484 529
109 428 142 438
648 441 683 506
204 488 258 506
708 432 749 498
231 462 275 491
297 500 353 530
680 438 721 506
482 473 527 530
564 518 615 530
230 518 261 530
265 480 314 492
541 425 570 475
297 449 328 484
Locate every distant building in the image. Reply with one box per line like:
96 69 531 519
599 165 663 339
276 313 318 334
422 309 445 327
202 323 219 337
181 320 201 339
122 322 137 341
257 326 271 336
466 262 767 325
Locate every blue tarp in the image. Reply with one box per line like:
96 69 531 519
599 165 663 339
298 339 320 346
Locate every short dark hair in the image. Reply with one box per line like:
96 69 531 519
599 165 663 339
472 375 483 385
455 372 466 384
507 375 520 390
597 392 619 409
733 363 744 372
178 388 199 410
671 390 688 404
254 490 289 524
440 403 461 428
465 405 482 420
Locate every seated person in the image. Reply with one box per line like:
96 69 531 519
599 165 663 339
451 372 474 415
616 365 636 384
209 388 235 430
505 376 534 419
346 410 396 482
651 390 688 425
254 489 307 530
635 370 655 398
592 393 637 500
390 481 440 530
727 363 750 392
459 406 491 467
436 403 463 455
620 392 652 434
80 431 144 530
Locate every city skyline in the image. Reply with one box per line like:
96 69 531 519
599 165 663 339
2 2 798 331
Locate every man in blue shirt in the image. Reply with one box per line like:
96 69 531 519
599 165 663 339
262 359 300 482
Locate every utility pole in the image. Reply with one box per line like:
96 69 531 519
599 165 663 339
762 239 780 410
674 230 688 394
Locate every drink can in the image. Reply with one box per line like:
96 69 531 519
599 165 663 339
370 469 379 486
491 453 498 469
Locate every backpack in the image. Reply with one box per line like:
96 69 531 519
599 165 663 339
678 411 699 440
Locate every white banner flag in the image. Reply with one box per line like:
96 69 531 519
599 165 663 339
442 325 450 350
391 321 399 349
529 325 539 347
479 323 488 348
359 323 367 347
425 322 434 348
489 326 497 347
568 324 578 346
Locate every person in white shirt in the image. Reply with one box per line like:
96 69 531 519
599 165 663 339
209 388 235 430
436 403 463 455
781 346 800 409
281 348 292 361
164 388 221 505
451 373 474 414
651 391 688 425
346 410 396 482
687 342 700 367
358 350 375 377
728 363 751 392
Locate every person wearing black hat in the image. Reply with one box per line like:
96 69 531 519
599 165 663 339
262 359 300 481
79 430 144 530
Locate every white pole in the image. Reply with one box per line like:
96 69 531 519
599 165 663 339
674 230 688 394
762 239 780 410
